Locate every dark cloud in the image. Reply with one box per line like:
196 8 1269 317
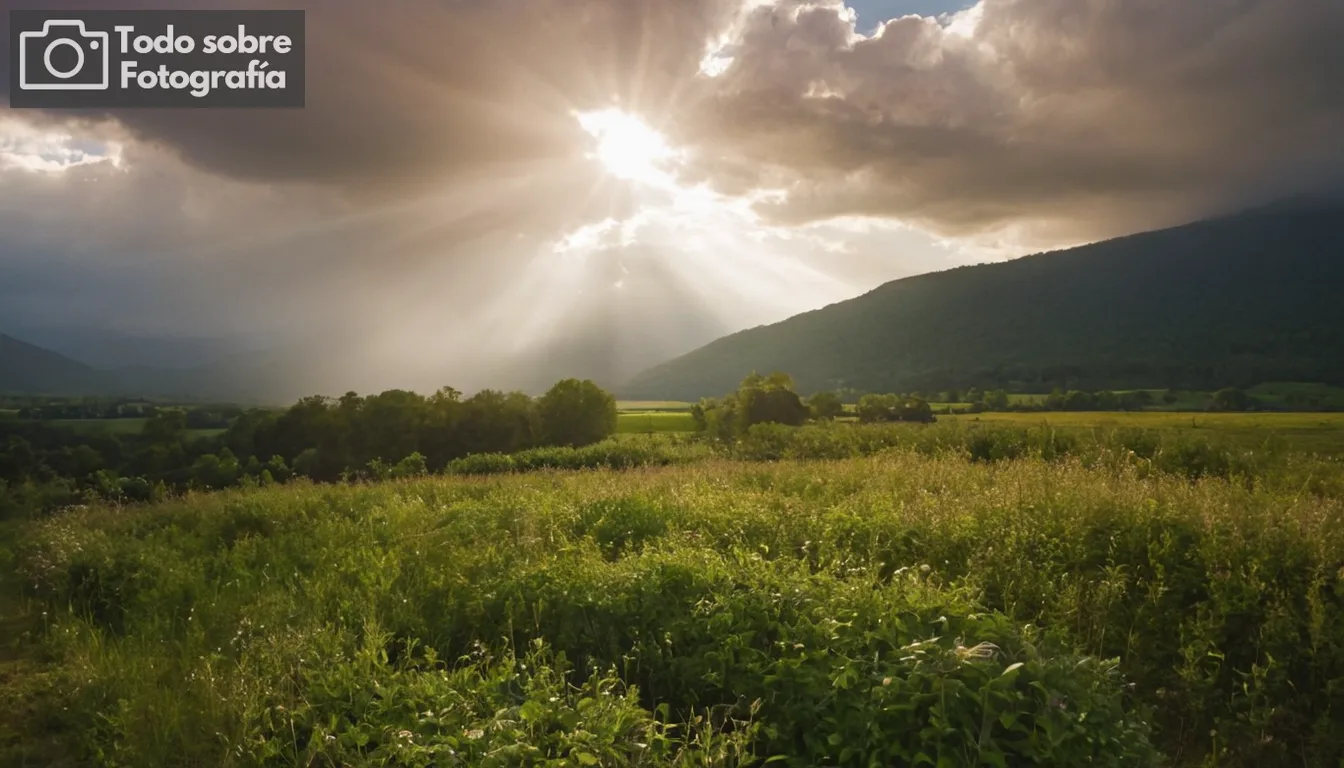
672 0 1344 242
2 0 1343 394
1 0 739 191
6 0 1339 241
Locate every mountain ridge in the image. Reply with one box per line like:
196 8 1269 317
7 200 1343 402
621 201 1344 400
0 333 105 395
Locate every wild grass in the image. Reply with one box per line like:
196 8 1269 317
6 429 1344 765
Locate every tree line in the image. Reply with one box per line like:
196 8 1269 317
0 379 616 517
934 387 1262 413
689 377 1267 437
0 371 1278 520
5 396 242 427
692 372 937 439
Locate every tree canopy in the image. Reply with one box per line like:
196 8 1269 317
538 379 618 447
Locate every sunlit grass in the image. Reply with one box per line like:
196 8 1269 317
944 411 1344 455
616 411 697 433
5 422 1344 765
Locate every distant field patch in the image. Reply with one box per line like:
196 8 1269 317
47 418 149 434
43 418 222 440
1250 382 1344 410
615 411 697 433
617 400 694 412
945 410 1344 455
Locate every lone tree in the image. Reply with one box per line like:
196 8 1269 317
857 394 936 424
692 373 810 439
984 389 1011 411
736 372 809 432
807 391 846 421
538 379 618 447
1211 387 1253 412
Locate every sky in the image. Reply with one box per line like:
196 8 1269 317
2 0 1343 395
848 0 972 31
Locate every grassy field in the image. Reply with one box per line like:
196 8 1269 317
626 409 1344 454
4 419 1344 766
45 417 151 434
938 384 1344 412
947 410 1344 455
1249 382 1344 409
617 401 695 412
37 418 226 439
616 411 698 434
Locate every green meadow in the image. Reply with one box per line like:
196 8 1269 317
617 401 696 412
622 407 1344 456
41 417 152 434
616 411 699 434
945 411 1344 456
36 418 226 439
5 420 1344 766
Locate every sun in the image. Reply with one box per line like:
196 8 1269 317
575 109 680 187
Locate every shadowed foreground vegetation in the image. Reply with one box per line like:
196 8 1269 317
4 420 1344 766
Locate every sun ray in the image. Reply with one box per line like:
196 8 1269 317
575 108 682 187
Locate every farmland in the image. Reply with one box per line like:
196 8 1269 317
4 417 1344 766
621 406 1344 454
617 401 695 412
945 411 1344 456
616 411 699 434
616 400 697 435
39 417 227 439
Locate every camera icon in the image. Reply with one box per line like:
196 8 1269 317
18 20 110 91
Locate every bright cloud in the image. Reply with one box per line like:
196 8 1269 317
0 119 121 173
0 0 1339 393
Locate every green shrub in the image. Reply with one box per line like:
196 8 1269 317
447 452 516 475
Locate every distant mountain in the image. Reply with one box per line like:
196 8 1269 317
0 253 730 403
622 201 1344 400
23 330 254 370
0 334 104 395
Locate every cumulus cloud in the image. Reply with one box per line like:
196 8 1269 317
5 0 1338 243
0 0 740 191
0 0 1341 393
674 0 1344 244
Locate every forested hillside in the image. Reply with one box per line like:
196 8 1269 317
624 200 1344 399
